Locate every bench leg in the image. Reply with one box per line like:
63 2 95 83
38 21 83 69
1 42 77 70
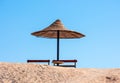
48 62 50 65
75 62 76 68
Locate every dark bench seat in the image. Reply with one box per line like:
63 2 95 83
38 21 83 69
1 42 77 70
52 60 77 68
27 60 50 65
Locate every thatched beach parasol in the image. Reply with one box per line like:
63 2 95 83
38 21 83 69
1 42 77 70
31 19 85 66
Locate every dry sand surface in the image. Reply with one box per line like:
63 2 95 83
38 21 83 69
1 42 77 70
0 62 120 83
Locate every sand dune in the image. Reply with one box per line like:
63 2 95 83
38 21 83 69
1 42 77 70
0 62 120 83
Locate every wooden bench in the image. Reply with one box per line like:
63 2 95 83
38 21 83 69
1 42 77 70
27 60 50 65
52 60 77 68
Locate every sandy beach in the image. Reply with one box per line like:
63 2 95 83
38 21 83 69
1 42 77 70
0 62 120 83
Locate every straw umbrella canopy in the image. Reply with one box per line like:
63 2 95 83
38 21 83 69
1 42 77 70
31 19 85 65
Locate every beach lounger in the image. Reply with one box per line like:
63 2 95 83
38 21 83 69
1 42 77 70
27 60 50 65
52 59 77 68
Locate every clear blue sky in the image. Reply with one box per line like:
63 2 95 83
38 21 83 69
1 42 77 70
0 0 120 68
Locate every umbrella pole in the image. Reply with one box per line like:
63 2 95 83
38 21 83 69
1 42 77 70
57 30 60 66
